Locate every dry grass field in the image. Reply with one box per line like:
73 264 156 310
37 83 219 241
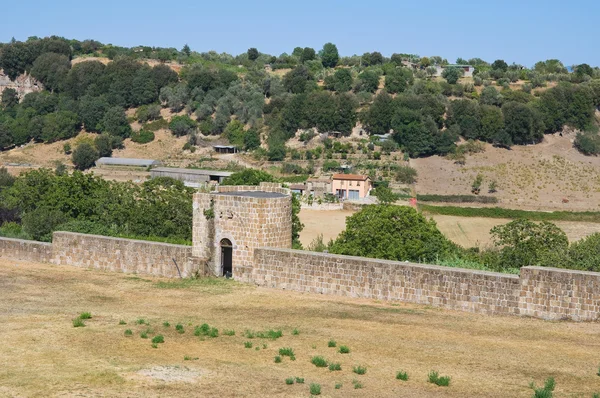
298 209 600 249
1 259 600 397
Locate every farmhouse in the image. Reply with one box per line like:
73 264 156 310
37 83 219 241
435 64 475 77
331 173 372 200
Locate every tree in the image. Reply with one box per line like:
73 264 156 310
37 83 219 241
1 88 19 109
247 48 259 61
39 111 80 142
491 59 508 72
325 68 353 92
300 47 316 63
100 106 132 138
568 233 600 272
354 71 379 93
329 205 453 263
243 128 261 151
420 57 431 67
71 143 99 170
221 169 276 186
0 123 14 149
224 119 245 146
63 60 106 99
320 43 339 68
169 115 197 137
94 133 114 157
131 65 158 106
442 67 462 84
283 65 314 94
373 186 399 204
181 44 191 57
574 132 600 155
360 91 394 135
490 219 569 269
79 95 109 132
384 67 413 94
502 101 544 145
30 52 71 92
479 86 503 106
22 206 67 242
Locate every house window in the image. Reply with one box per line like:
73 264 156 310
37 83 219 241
357 181 361 187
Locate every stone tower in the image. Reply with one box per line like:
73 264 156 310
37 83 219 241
193 182 292 279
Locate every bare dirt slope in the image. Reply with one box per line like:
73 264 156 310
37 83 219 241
1 260 600 397
412 132 600 211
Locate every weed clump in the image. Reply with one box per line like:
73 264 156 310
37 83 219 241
311 356 328 368
292 328 300 335
175 324 184 334
335 383 342 389
274 356 282 363
124 329 133 336
428 370 451 387
530 377 555 398
163 321 170 327
118 320 126 325
328 340 337 348
285 377 294 385
339 345 350 354
79 312 92 320
151 335 164 344
72 318 85 328
244 341 253 349
396 371 409 381
279 347 295 360
329 362 342 371
224 329 235 336
353 365 367 375
136 318 147 325
295 377 304 384
309 383 321 395
140 331 149 339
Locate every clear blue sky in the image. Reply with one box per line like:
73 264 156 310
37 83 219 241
1 0 598 67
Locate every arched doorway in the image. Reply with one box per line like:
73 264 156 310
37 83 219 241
220 238 233 277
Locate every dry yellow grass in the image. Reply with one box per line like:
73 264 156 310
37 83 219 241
1 259 600 397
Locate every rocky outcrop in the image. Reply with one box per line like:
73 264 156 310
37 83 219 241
0 69 42 99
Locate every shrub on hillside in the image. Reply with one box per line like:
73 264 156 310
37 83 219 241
71 143 99 170
169 115 197 137
574 132 600 156
568 233 600 272
395 165 417 184
131 129 155 144
22 207 68 242
136 104 162 123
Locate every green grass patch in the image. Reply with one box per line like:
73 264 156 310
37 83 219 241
295 377 304 384
353 365 367 375
292 328 300 335
428 370 451 387
124 329 133 336
335 383 342 389
339 345 350 354
530 377 555 398
309 383 321 395
175 324 184 334
414 194 498 204
223 329 235 336
72 318 85 328
285 377 295 385
118 320 126 325
151 335 164 344
420 204 600 223
396 371 409 381
140 331 149 339
329 362 342 371
163 321 170 327
274 355 282 363
135 318 147 325
244 341 253 349
194 323 217 337
311 356 328 368
328 339 337 348
79 312 92 320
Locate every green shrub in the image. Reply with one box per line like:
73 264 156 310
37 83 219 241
79 312 92 320
311 356 328 367
292 328 300 335
274 355 281 363
328 340 337 348
396 371 409 381
124 329 133 336
175 324 184 333
339 345 350 354
119 320 126 325
279 347 295 360
530 377 555 398
151 343 158 348
72 318 85 328
163 321 170 327
395 165 418 184
131 129 155 144
140 331 149 339
353 380 363 389
22 207 67 242
295 377 304 384
329 362 342 371
245 341 253 349
151 335 164 344
143 118 169 132
309 383 321 395
136 318 147 325
285 377 294 385
335 383 342 389
574 132 600 156
72 143 99 171
568 233 600 272
428 370 451 387
224 329 235 336
353 365 367 375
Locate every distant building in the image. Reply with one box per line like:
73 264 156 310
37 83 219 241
435 64 475 78
213 145 238 154
331 174 372 200
95 157 161 168
150 167 233 187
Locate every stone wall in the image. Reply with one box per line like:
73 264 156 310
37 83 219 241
249 248 600 321
518 267 600 321
0 70 42 99
0 237 53 263
51 232 199 278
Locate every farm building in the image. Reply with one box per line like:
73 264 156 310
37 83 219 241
95 158 162 168
434 64 475 77
332 174 372 200
150 167 232 186
213 145 238 154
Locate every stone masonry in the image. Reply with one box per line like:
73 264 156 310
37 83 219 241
193 182 292 277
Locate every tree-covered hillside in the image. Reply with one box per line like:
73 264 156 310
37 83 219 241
1 36 600 167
